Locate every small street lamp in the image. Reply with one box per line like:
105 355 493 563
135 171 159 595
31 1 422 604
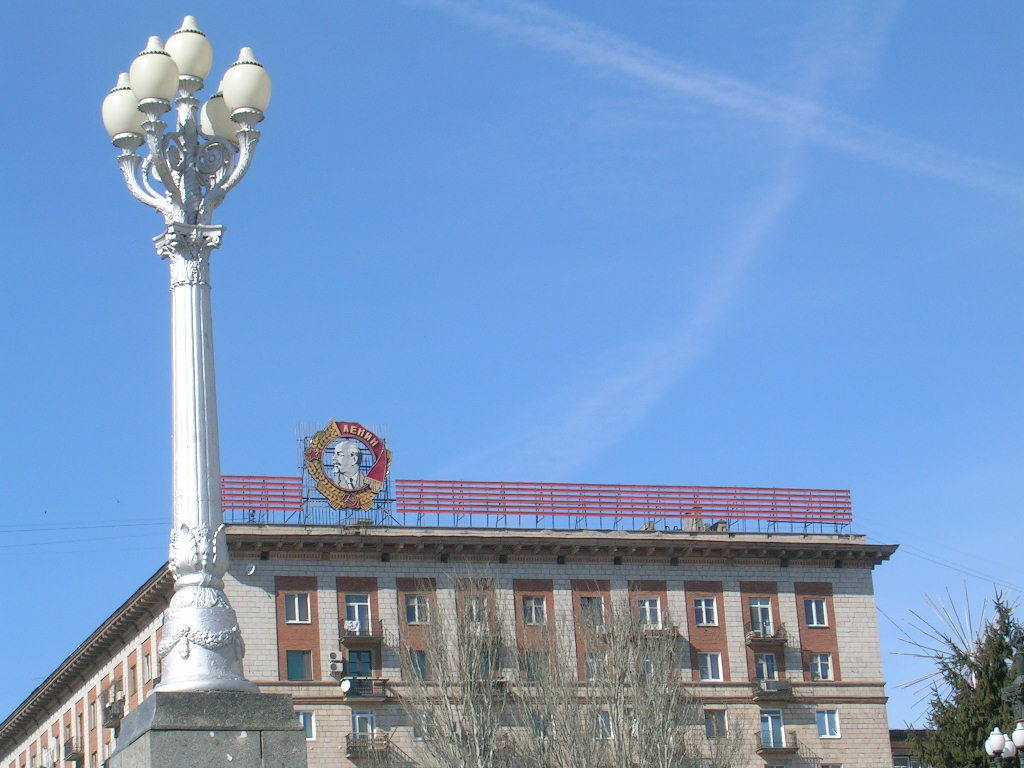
101 15 271 693
985 724 1024 767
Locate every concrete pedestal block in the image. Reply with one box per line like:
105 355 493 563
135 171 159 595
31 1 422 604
109 692 307 768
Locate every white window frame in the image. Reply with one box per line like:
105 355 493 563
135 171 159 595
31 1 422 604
637 597 662 628
345 594 371 633
697 652 722 681
703 709 727 739
694 597 718 627
760 710 785 748
816 709 840 738
595 710 613 740
805 598 828 627
297 711 316 741
284 593 311 624
583 651 605 681
142 653 152 682
579 596 605 627
749 597 773 634
465 595 487 624
523 596 546 626
352 711 376 735
754 652 778 681
809 652 833 681
405 594 430 625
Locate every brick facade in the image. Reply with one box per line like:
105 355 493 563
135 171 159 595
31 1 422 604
0 526 896 768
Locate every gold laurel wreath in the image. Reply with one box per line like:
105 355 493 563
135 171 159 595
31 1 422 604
305 422 389 511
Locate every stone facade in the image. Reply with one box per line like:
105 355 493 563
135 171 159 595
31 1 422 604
0 525 896 768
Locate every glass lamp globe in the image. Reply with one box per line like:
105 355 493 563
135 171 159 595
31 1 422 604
1012 721 1024 748
987 727 1007 757
200 93 237 142
129 36 180 102
1004 740 1018 758
220 47 272 113
101 73 144 138
166 16 213 79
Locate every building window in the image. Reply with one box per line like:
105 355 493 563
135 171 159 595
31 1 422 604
579 596 604 627
523 650 548 681
583 652 605 681
286 650 312 681
128 666 138 697
754 652 777 681
530 713 551 739
697 652 722 681
694 597 718 626
142 653 152 682
465 595 487 624
522 596 546 626
284 593 311 624
352 711 375 736
704 709 727 739
297 711 316 740
893 759 922 768
344 594 371 634
637 597 662 628
748 597 773 635
594 710 613 740
805 598 828 627
817 709 840 738
412 725 426 741
405 594 430 624
348 649 373 677
760 710 785 747
409 649 428 680
822 764 843 768
809 653 833 681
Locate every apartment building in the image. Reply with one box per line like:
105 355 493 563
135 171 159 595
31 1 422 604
0 478 897 768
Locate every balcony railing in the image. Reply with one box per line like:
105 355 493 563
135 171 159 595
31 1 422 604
751 678 794 700
63 739 84 763
102 698 124 728
341 677 389 699
345 732 391 758
339 618 385 642
744 622 788 644
755 728 798 754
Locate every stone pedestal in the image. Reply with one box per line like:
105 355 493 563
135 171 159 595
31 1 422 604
109 692 307 768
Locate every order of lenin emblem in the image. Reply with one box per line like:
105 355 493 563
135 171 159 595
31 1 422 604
305 420 392 511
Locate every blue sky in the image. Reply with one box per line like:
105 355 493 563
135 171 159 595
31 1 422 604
1 0 1022 728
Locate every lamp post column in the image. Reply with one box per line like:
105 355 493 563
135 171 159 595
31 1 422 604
103 18 271 693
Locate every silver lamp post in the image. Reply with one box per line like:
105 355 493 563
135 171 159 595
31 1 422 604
101 16 271 693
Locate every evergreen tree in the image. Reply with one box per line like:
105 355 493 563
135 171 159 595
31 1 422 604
912 599 1019 768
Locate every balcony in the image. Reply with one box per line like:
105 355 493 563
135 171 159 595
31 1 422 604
751 678 794 701
345 732 391 758
102 698 124 729
755 729 798 756
744 622 787 645
339 618 384 644
63 739 84 764
340 677 389 700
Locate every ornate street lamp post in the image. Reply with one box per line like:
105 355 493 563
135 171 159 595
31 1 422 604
984 642 1024 766
101 16 271 693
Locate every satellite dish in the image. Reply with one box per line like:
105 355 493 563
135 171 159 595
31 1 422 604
245 563 257 576
340 678 352 693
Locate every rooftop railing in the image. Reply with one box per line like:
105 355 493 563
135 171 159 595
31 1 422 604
222 476 852 533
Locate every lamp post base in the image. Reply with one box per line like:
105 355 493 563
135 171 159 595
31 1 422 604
109 691 307 768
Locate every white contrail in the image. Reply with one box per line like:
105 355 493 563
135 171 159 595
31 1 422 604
414 0 1024 201
434 1 912 479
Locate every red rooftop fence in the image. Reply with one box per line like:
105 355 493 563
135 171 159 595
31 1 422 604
220 476 852 530
395 479 852 526
221 475 304 512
